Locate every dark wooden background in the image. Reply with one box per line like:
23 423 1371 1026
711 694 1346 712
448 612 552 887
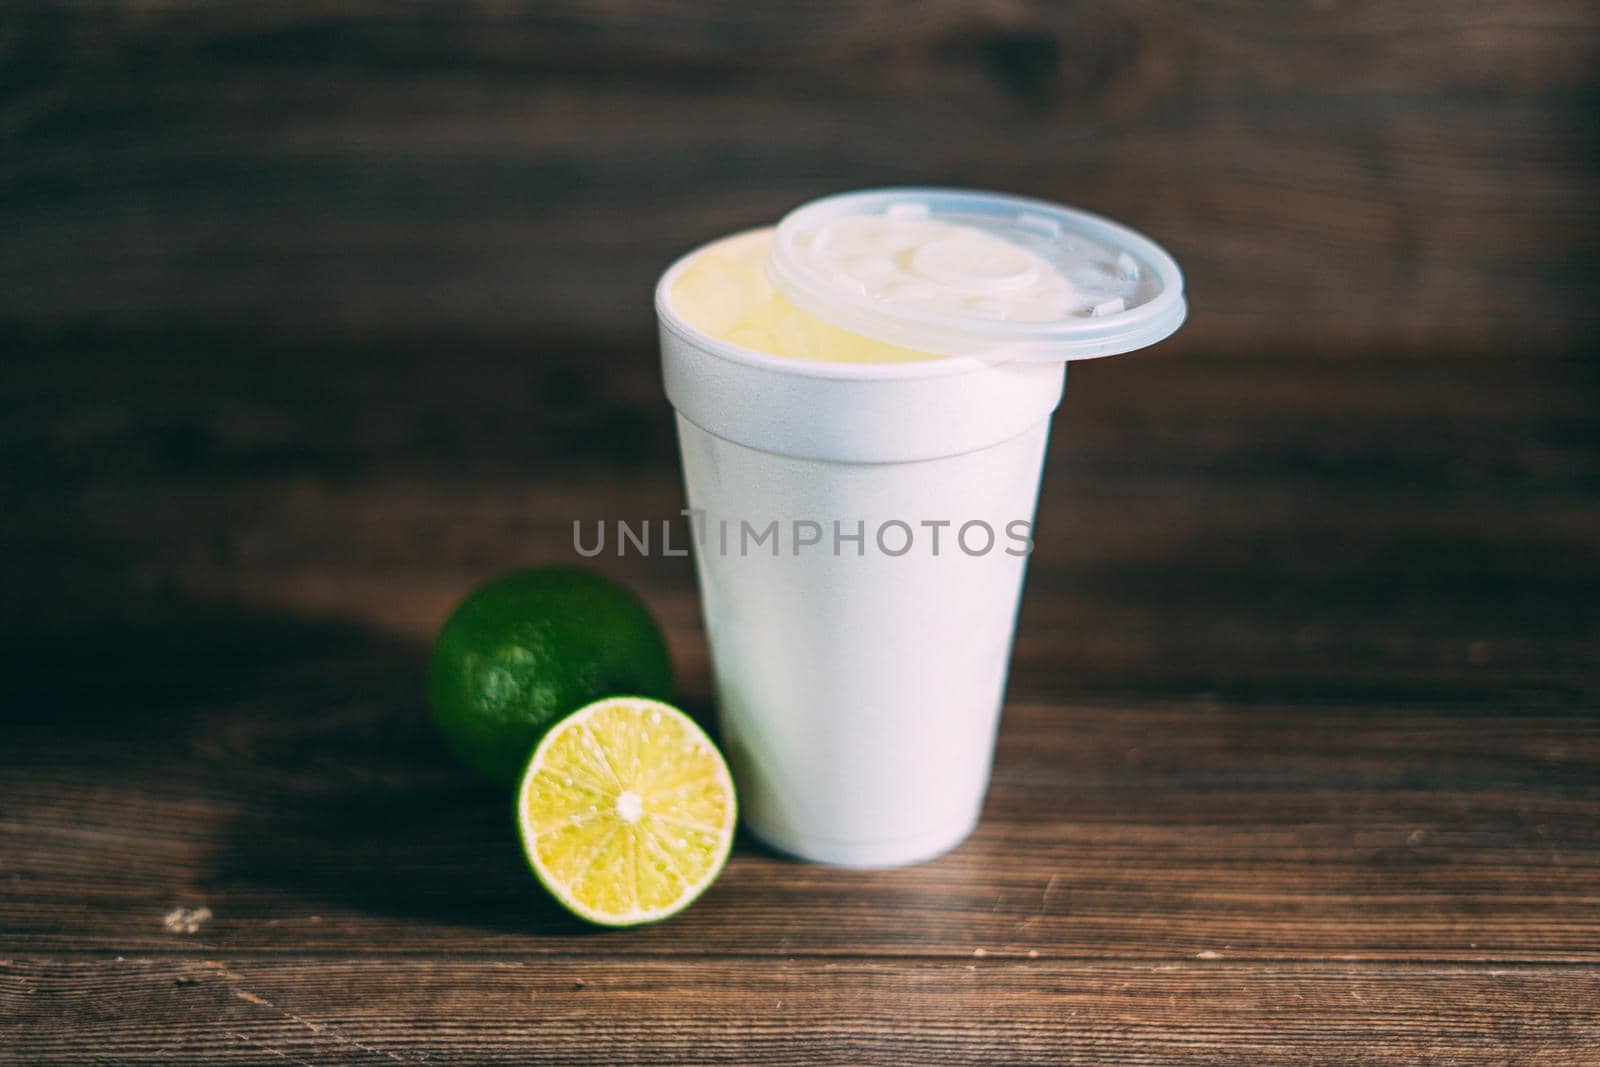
5 0 1598 357
3 1 1598 1063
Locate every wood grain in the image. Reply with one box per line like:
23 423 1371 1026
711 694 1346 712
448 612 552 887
4 957 1598 1065
3 1 1598 356
4 696 1598 961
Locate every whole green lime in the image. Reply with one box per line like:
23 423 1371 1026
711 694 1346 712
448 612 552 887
428 566 674 785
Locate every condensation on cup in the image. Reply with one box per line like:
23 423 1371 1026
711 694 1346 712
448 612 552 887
656 189 1186 866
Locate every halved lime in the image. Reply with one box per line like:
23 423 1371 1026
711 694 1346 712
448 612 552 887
516 696 737 926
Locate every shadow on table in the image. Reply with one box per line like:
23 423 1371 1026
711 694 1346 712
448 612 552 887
193 608 601 937
205 615 763 936
0 576 596 937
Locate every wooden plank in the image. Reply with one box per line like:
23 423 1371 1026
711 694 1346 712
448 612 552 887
3 2 1597 355
4 697 1596 960
3 957 1597 1064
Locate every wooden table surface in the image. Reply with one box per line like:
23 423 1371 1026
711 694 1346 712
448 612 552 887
2 339 1597 1063
4 1 1600 1062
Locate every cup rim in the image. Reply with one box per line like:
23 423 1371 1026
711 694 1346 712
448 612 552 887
655 228 994 382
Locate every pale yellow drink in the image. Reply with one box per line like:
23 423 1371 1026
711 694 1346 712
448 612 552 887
670 230 935 364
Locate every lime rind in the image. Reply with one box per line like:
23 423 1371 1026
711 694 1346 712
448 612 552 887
428 567 675 786
515 696 737 927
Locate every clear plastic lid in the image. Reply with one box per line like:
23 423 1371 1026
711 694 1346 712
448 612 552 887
766 188 1186 362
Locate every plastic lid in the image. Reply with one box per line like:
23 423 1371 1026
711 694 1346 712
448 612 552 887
766 187 1186 362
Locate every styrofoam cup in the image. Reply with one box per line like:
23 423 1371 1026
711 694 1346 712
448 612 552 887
655 189 1184 866
657 254 1065 866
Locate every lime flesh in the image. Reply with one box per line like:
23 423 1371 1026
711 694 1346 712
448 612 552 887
517 697 737 926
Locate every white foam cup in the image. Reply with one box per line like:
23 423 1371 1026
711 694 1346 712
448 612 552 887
655 189 1185 866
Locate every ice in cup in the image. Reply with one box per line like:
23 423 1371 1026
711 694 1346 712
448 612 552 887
656 189 1185 866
